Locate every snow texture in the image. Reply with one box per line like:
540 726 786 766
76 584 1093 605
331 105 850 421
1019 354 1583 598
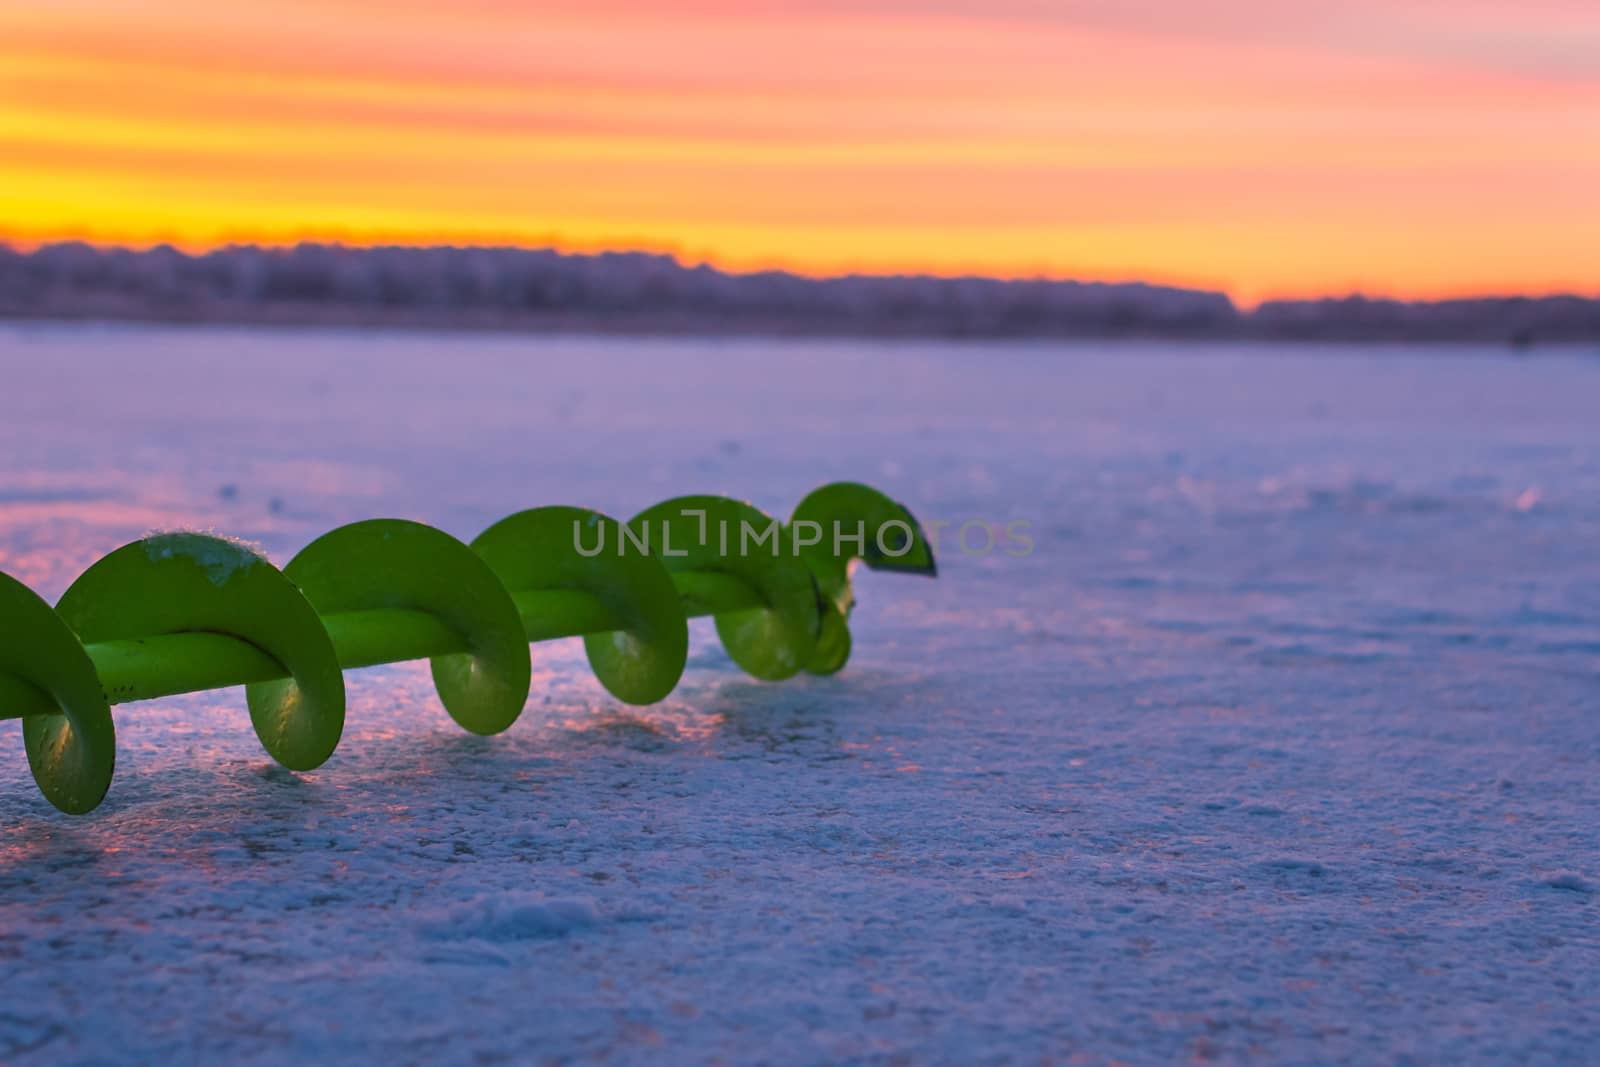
1 325 1598 1065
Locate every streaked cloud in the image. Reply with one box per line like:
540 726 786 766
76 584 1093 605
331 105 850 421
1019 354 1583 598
1 0 1596 299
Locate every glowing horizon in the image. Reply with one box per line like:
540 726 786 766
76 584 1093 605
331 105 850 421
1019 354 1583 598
2 0 1597 304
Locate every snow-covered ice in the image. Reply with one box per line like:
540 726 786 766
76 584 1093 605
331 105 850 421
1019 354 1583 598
2 325 1598 1064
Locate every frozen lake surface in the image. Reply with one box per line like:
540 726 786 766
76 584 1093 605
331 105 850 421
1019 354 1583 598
2 325 1598 1064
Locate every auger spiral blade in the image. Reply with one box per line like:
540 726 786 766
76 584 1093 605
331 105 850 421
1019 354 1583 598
472 507 688 706
789 482 938 675
267 519 532 736
58 532 347 772
0 572 116 814
630 496 821 682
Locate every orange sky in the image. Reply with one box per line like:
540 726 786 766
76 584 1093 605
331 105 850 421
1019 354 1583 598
2 0 1597 302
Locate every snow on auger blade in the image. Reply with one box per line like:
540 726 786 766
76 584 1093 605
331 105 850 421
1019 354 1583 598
0 483 935 813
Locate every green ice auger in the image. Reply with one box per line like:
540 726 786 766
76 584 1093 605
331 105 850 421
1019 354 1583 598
0 483 935 814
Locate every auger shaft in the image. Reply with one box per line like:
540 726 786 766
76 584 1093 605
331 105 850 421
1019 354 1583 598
0 569 768 720
0 632 287 717
514 574 763 640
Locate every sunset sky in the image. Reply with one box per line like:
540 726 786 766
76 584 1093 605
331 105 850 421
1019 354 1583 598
2 0 1597 302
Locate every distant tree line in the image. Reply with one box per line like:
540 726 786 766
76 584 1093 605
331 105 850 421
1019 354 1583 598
1 242 1595 343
